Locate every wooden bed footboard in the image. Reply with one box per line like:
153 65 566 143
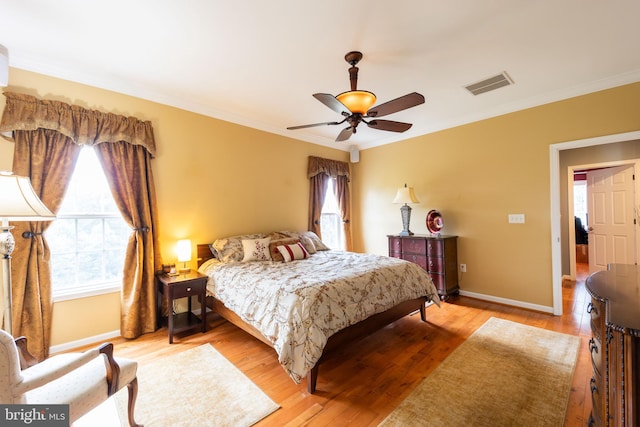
208 294 428 393
197 243 430 393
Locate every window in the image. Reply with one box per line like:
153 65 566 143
46 147 130 300
320 178 345 250
573 180 587 227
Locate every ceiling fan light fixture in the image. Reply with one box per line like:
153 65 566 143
336 90 376 114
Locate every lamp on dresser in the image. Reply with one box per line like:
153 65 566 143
392 183 420 236
0 172 55 335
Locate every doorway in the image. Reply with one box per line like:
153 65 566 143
569 163 637 278
550 130 640 315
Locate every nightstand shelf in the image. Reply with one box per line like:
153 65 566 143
156 271 208 343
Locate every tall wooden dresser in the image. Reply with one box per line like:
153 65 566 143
585 264 640 427
388 234 459 300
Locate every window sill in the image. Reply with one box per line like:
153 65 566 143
53 282 121 303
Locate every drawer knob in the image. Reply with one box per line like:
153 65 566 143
588 338 598 354
590 377 598 393
186 287 191 292
587 302 597 315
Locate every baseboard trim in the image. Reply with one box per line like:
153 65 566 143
50 329 121 354
48 292 554 353
458 290 554 314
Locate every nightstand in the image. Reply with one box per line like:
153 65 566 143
156 271 208 343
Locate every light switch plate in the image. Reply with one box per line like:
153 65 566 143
508 214 525 224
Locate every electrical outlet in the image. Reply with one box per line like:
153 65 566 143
460 263 467 272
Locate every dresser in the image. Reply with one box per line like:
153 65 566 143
388 234 459 300
585 264 640 427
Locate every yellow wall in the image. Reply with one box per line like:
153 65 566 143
2 67 640 347
351 82 640 307
0 68 347 346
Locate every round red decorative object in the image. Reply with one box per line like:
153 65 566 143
426 209 443 234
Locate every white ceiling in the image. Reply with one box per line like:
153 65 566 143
1 1 639 150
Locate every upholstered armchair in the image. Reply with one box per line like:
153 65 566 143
0 329 142 426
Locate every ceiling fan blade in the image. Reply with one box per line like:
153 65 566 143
287 121 342 130
367 92 425 118
313 93 351 115
367 119 413 133
336 126 354 142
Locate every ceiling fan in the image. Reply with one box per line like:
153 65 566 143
287 51 425 142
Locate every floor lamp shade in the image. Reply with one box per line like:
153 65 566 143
392 184 420 236
0 172 55 335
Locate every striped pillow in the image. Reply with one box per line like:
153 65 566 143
276 242 310 262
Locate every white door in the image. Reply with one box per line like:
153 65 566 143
587 164 636 273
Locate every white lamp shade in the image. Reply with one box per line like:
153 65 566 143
0 44 8 87
392 185 420 204
176 239 192 262
0 172 55 221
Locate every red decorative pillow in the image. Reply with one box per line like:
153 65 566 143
269 238 300 262
276 242 310 262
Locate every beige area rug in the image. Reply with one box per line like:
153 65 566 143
115 344 279 427
379 317 581 427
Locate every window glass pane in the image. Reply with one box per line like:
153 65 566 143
77 218 103 251
573 181 588 226
46 147 128 295
77 251 104 284
320 178 345 250
50 253 76 291
46 218 76 254
105 218 131 248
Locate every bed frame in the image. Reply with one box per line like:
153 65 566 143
197 244 429 393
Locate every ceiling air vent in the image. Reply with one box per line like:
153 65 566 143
465 72 513 96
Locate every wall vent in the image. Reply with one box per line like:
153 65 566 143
465 72 513 96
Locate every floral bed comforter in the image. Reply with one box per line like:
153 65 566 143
198 250 440 383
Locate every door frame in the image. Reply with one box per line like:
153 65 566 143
550 130 640 315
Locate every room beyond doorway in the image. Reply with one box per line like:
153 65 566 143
550 130 640 316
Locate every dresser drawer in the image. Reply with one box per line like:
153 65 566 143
587 298 605 338
171 280 205 299
403 254 427 270
427 256 444 273
402 238 426 254
429 273 445 293
589 375 604 426
426 239 444 257
388 237 402 254
589 336 603 377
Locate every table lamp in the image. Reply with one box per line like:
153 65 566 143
392 183 420 236
176 239 191 274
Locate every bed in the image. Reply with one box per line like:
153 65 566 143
196 230 440 393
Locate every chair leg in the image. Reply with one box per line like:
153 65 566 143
127 377 143 427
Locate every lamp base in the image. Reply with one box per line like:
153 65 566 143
398 204 414 237
178 267 191 274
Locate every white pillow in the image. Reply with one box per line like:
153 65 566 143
241 237 271 262
277 242 310 262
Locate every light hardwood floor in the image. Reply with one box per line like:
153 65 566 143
96 266 592 426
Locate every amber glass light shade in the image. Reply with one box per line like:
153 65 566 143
336 90 377 114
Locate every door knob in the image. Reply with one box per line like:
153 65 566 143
587 226 594 233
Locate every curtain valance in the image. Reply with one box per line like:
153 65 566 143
307 156 350 179
0 92 156 157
